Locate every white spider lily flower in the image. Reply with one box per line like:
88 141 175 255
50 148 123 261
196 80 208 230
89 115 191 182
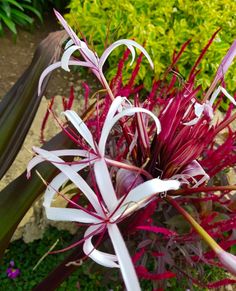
184 39 236 127
27 97 179 291
204 40 236 101
38 10 154 95
28 148 180 291
173 160 209 188
184 86 236 126
183 101 213 126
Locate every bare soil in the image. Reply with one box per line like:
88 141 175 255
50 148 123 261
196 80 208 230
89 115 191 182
0 13 78 98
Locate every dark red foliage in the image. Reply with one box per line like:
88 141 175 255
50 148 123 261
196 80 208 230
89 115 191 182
136 265 176 280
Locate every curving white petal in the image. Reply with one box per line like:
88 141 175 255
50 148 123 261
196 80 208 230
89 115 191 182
98 96 126 153
99 39 154 71
94 159 118 211
80 41 99 67
183 101 213 126
127 44 136 66
113 178 180 219
33 147 102 214
107 223 141 291
38 60 91 95
63 110 97 152
64 39 74 50
210 86 236 106
215 40 236 81
45 207 101 224
99 107 161 156
194 102 205 117
43 162 96 208
27 149 94 178
61 45 81 71
181 160 209 188
83 225 119 268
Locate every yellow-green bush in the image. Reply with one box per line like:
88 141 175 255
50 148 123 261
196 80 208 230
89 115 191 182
65 0 236 90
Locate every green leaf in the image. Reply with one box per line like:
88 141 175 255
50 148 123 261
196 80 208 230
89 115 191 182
11 8 34 25
1 1 11 17
0 11 16 34
0 20 3 36
21 4 43 23
5 0 24 11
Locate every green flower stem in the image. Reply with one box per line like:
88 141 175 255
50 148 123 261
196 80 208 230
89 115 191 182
167 195 222 253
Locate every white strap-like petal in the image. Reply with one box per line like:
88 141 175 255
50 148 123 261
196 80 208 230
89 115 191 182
99 39 153 71
45 207 101 224
113 178 180 219
80 41 99 67
107 223 141 291
94 159 118 211
183 101 213 126
99 96 126 153
181 160 209 188
215 40 236 82
64 39 74 50
99 107 161 155
42 163 102 223
63 110 97 152
38 60 91 95
43 162 95 208
27 149 94 178
33 147 102 214
83 225 119 268
61 45 81 71
210 86 236 106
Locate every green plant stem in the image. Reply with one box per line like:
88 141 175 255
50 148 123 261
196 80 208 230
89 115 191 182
166 195 222 252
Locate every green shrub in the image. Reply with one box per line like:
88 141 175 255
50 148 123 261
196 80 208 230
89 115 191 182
65 0 236 90
0 0 43 35
0 0 69 36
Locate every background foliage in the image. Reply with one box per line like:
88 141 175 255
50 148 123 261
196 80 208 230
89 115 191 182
65 0 236 90
0 0 69 35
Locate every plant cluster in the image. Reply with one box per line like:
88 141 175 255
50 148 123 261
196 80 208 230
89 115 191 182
26 11 236 290
0 8 236 290
65 0 236 92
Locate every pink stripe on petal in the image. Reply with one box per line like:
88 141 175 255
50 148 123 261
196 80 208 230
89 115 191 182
54 9 81 46
33 147 102 214
27 149 94 178
216 40 236 80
